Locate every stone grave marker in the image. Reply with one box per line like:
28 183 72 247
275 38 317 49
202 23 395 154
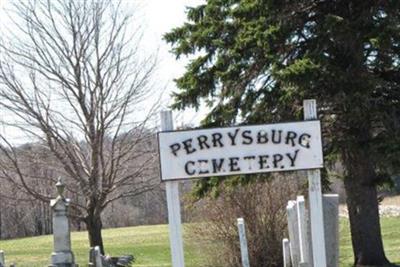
0 251 4 267
237 218 250 267
49 177 77 267
284 193 339 267
286 200 300 266
282 239 291 267
323 194 339 267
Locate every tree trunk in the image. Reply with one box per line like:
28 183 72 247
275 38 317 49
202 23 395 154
343 147 391 266
86 213 105 255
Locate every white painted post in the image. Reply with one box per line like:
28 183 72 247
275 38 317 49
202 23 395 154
161 111 185 267
282 239 291 267
296 196 310 265
303 99 327 267
237 218 250 267
0 250 4 266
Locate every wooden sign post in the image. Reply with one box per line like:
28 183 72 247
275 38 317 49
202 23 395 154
158 99 327 267
303 99 327 267
160 111 185 267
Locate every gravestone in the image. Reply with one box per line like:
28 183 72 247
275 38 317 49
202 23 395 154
297 196 310 265
307 194 339 267
286 200 300 266
285 194 339 267
0 250 4 267
94 247 103 267
89 246 103 267
282 239 291 267
237 218 250 267
323 194 339 267
49 177 76 267
306 194 339 267
306 207 314 267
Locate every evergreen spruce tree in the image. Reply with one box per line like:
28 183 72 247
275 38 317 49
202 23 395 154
165 1 400 266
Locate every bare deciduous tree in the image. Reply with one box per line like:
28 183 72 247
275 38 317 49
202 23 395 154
0 0 160 253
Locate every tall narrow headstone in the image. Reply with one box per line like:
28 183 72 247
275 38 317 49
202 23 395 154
286 200 300 266
297 196 310 265
89 247 103 267
89 247 95 267
282 239 291 267
305 194 340 267
49 177 76 267
237 218 250 267
323 194 339 267
94 246 103 267
306 208 314 267
0 250 4 267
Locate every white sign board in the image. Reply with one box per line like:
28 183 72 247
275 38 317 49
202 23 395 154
158 120 323 181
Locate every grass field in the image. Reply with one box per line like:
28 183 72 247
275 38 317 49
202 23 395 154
0 224 208 267
0 218 399 267
339 217 400 266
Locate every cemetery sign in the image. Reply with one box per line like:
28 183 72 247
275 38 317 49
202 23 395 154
158 120 323 181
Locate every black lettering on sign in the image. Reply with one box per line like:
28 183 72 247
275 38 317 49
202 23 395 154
243 156 256 170
242 130 253 145
198 159 210 174
258 155 269 169
170 143 180 156
273 154 284 168
212 133 224 147
271 130 282 144
299 133 311 148
285 131 297 147
286 149 299 167
182 138 196 154
257 130 268 144
197 135 210 150
184 161 195 175
227 128 240 146
212 158 225 173
229 157 241 172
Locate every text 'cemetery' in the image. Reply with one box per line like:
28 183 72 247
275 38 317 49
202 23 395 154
158 120 323 180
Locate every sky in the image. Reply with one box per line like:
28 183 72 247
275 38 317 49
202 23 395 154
0 0 206 143
137 0 207 126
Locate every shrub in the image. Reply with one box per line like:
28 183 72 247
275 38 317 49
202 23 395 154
187 174 301 267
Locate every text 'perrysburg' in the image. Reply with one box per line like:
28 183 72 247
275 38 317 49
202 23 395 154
158 120 323 181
